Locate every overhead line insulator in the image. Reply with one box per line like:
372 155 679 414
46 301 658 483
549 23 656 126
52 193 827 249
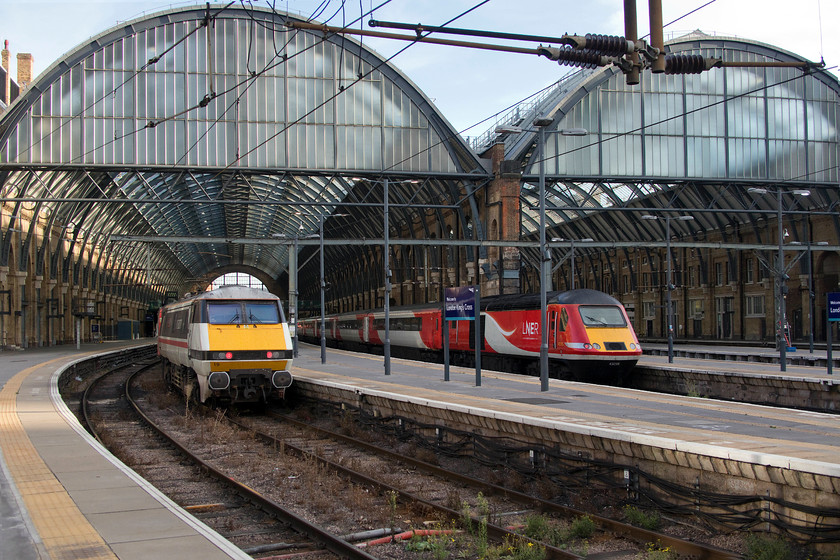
664 54 722 74
537 45 609 69
583 33 634 57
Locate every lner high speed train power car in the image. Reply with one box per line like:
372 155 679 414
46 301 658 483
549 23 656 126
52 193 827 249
157 285 293 405
299 289 640 383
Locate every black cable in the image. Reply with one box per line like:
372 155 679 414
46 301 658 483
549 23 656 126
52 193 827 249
219 0 488 173
639 0 718 41
6 2 238 167
302 394 840 545
524 65 840 185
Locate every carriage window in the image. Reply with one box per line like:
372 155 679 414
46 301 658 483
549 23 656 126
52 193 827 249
173 310 190 337
161 313 173 336
392 317 422 331
578 305 627 327
207 302 243 324
372 317 422 331
245 302 280 324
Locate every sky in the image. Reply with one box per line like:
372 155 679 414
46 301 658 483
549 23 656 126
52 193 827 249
1 0 837 138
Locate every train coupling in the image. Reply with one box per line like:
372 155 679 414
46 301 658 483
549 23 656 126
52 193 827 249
272 370 293 389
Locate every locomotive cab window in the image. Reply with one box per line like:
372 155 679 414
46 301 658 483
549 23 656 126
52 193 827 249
208 302 243 324
245 302 281 324
559 308 569 332
578 306 627 327
206 301 283 325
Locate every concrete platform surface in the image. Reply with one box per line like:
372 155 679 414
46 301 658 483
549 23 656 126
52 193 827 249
291 343 840 475
0 341 250 560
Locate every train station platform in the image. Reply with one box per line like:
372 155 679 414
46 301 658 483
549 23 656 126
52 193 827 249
290 342 840 540
0 341 249 560
3 339 839 557
642 341 839 368
635 343 840 411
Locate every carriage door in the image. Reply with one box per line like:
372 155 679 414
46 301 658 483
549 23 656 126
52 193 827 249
363 316 370 343
549 309 559 349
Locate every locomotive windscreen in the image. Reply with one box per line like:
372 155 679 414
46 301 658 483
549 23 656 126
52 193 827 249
207 301 281 324
246 302 281 323
208 302 241 324
578 305 627 327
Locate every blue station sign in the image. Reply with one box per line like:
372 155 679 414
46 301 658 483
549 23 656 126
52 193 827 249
828 292 840 322
445 286 477 321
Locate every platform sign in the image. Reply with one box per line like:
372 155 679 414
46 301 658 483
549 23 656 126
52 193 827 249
828 293 840 376
443 285 481 386
445 286 477 321
829 293 840 322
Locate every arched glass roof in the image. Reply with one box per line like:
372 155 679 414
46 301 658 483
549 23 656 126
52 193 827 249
482 32 840 281
0 4 485 296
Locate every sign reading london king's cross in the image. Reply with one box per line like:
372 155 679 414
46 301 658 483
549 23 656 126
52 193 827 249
444 286 477 321
828 292 840 322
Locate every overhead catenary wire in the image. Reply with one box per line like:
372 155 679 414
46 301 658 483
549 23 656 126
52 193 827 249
2 1 838 289
211 0 491 174
519 65 840 184
7 0 826 181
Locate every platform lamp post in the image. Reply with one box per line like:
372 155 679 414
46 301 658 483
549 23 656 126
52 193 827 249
272 224 307 359
384 178 391 376
349 176 420 377
641 214 694 363
747 187 810 372
319 213 327 364
495 121 586 391
535 117 554 391
317 212 349 364
293 232 299 357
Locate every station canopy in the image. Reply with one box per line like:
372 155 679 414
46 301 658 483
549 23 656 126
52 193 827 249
476 31 839 286
0 4 485 297
1 5 839 300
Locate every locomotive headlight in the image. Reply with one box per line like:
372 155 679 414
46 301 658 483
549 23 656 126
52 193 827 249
208 371 230 390
216 351 233 360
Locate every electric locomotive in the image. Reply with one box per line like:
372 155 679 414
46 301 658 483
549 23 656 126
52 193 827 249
299 289 640 383
157 286 293 404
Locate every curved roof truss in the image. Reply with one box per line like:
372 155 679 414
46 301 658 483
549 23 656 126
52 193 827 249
0 4 486 298
486 33 840 286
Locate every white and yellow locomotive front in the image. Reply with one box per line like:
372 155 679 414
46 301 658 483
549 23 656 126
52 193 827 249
158 286 293 404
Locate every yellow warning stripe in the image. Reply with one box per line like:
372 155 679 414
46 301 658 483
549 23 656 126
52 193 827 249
0 357 117 560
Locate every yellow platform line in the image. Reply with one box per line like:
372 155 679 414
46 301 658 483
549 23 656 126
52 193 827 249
0 358 117 560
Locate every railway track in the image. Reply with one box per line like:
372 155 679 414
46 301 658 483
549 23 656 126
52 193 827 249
78 358 377 560
73 357 743 559
231 414 589 559
233 407 741 560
